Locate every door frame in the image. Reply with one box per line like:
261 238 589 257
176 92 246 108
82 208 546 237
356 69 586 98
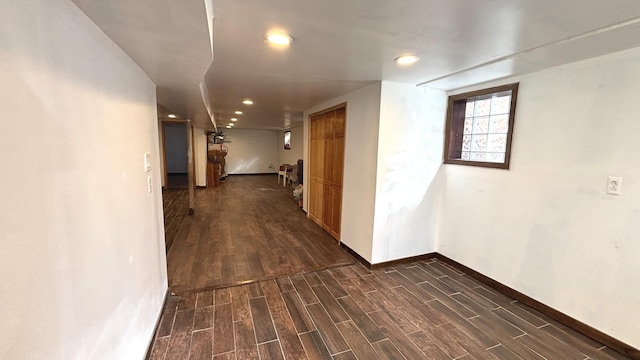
308 103 347 242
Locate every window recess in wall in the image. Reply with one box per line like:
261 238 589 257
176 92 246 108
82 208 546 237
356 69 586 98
284 130 291 150
444 83 518 169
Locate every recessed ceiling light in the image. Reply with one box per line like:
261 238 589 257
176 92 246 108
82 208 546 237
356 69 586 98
394 55 420 65
226 125 231 129
231 118 238 122
265 32 293 46
243 99 254 105
228 123 235 126
234 111 243 115
167 114 177 118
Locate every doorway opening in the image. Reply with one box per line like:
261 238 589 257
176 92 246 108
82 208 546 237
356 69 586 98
163 122 189 189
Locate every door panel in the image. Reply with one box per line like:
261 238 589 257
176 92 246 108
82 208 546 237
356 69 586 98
308 106 345 241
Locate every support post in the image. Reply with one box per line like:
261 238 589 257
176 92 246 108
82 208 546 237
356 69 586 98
186 120 195 215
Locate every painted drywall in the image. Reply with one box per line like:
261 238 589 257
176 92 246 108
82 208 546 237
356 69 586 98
223 128 278 174
0 1 167 359
194 127 207 187
438 47 640 349
371 82 447 264
303 82 382 262
278 125 303 166
164 123 188 173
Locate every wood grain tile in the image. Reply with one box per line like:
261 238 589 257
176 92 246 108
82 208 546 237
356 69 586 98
150 251 635 360
213 304 234 355
316 270 348 298
282 291 316 334
149 336 170 360
164 309 195 359
335 320 378 359
406 330 452 360
165 175 355 293
332 350 357 360
368 310 427 360
249 297 277 344
336 296 385 343
291 274 320 305
300 330 333 360
371 339 406 360
258 341 284 360
311 284 350 323
262 280 308 359
193 306 213 331
306 303 349 355
188 329 212 360
337 279 379 314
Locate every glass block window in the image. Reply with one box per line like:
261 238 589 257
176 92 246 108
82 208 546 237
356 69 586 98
444 83 518 169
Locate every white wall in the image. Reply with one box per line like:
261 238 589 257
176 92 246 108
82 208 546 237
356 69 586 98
164 123 188 173
278 125 303 166
194 127 208 187
371 82 447 263
439 47 640 349
303 82 382 262
0 1 167 359
223 128 278 174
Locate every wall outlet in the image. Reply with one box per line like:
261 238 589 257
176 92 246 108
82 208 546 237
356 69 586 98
607 176 622 195
147 176 152 193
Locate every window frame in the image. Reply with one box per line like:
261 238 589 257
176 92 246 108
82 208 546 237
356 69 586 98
443 83 519 169
284 130 291 150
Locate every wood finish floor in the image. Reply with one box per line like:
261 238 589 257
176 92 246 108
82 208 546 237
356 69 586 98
149 259 630 360
158 175 631 360
165 175 354 293
163 188 189 252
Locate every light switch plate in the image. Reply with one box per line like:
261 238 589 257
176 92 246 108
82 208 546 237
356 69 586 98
144 153 151 172
607 176 622 195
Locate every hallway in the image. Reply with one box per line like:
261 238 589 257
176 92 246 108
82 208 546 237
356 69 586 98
165 175 355 294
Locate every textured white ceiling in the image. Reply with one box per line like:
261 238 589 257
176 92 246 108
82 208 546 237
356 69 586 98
73 0 640 131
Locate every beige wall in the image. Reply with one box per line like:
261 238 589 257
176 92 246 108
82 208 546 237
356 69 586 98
439 47 640 349
371 82 447 263
223 128 279 174
278 125 303 166
0 0 167 358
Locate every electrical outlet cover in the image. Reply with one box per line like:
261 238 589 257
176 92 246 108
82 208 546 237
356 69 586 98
607 176 622 195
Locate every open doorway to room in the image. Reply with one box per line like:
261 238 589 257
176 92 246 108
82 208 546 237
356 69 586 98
163 122 189 189
160 121 193 253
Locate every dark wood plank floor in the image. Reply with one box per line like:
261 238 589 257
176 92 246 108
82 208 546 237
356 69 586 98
149 258 631 360
165 175 354 293
163 188 189 252
157 175 631 360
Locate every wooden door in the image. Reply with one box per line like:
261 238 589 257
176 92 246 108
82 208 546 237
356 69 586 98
322 111 334 232
330 108 346 238
308 105 346 241
309 115 321 224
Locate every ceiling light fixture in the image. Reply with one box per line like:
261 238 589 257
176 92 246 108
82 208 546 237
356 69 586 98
228 123 235 126
242 99 254 105
167 114 177 118
234 111 243 115
265 32 293 46
226 125 231 129
231 118 238 122
394 55 420 65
